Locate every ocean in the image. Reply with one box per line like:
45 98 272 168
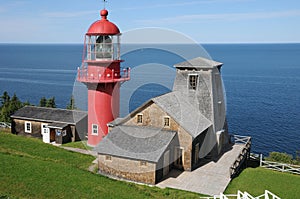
0 43 299 156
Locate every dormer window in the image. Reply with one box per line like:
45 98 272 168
189 74 198 90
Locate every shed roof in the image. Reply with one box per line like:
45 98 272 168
174 57 223 69
94 125 176 162
11 106 87 125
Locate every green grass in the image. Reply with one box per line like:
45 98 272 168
5 132 298 199
225 167 300 198
62 140 93 150
0 132 202 199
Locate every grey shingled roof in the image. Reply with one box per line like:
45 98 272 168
94 125 176 162
11 106 87 125
152 92 212 138
174 57 223 69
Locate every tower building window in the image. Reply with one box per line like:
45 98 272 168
164 117 170 127
137 114 143 124
189 75 198 90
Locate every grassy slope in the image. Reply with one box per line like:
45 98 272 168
225 167 300 198
0 132 202 199
62 140 92 150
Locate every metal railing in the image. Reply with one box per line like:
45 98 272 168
77 67 130 83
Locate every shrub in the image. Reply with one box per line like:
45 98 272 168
266 152 293 164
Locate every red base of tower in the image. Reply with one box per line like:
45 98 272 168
87 83 120 146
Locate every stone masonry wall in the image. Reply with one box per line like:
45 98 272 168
124 102 193 171
98 155 156 184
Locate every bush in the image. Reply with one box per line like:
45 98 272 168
265 152 293 164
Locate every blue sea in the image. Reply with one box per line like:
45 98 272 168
0 43 299 156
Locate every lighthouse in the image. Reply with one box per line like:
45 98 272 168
77 8 130 146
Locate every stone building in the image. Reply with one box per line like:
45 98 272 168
94 57 230 184
11 106 87 144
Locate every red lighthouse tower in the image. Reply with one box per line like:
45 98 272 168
77 8 130 146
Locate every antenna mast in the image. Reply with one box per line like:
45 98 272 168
103 0 107 9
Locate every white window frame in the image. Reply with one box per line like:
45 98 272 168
92 124 98 135
25 121 32 133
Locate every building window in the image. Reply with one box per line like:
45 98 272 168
189 75 198 90
137 114 143 124
25 121 31 133
164 116 170 127
105 155 112 161
92 124 98 135
140 161 147 166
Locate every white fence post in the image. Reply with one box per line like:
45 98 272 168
260 154 263 167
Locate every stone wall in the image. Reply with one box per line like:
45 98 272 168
98 155 156 184
178 126 192 171
123 102 193 171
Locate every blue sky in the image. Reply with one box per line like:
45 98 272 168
0 0 299 43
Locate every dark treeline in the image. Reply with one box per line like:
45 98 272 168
0 91 76 123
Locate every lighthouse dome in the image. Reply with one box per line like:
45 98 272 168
86 9 120 35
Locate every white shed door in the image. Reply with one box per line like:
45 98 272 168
41 124 50 143
163 150 170 176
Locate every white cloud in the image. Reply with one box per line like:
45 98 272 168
135 10 300 25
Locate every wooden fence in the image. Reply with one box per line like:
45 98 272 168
259 154 300 175
0 122 11 129
200 190 281 199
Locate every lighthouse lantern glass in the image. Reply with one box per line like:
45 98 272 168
85 35 120 61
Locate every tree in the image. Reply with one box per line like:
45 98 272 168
0 91 10 107
46 97 56 108
23 100 31 106
0 92 26 123
9 93 23 111
39 97 47 107
66 95 77 110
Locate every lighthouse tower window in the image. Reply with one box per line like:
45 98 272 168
189 75 198 90
92 124 98 135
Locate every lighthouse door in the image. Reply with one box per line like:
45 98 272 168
41 124 50 143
